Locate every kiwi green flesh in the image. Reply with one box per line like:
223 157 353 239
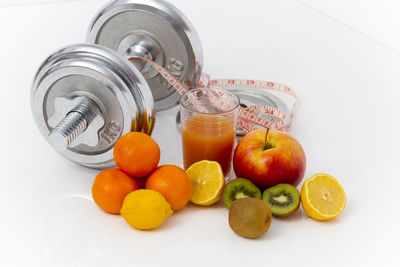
223 178 262 209
262 184 300 217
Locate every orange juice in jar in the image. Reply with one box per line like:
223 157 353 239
180 89 239 176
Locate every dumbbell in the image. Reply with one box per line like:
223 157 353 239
31 0 203 169
87 0 203 111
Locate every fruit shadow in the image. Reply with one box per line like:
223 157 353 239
296 205 348 224
141 201 226 233
186 200 227 211
239 212 301 241
273 208 304 222
270 206 347 229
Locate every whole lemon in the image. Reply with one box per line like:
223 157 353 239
121 189 174 230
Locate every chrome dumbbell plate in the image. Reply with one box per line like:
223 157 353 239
31 44 155 169
87 0 203 111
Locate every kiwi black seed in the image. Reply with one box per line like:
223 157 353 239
229 198 272 239
223 178 261 209
262 184 300 217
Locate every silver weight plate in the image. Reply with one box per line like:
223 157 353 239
31 44 155 169
87 0 203 111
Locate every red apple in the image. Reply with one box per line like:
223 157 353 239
233 129 306 189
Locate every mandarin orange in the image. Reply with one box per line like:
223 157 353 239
146 165 192 211
113 132 160 177
92 168 139 214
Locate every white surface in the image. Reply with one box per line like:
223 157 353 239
0 0 399 266
299 0 400 52
0 0 91 6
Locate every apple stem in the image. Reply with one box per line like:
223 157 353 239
265 128 271 149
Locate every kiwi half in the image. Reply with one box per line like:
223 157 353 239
223 178 261 209
262 184 300 217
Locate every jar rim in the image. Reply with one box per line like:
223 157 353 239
179 88 240 115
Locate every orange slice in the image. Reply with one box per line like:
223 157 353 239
301 174 347 221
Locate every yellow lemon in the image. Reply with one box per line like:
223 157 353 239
301 174 347 221
186 160 225 206
121 190 173 230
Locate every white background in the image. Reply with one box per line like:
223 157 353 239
0 0 399 266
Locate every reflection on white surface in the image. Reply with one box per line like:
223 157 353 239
32 169 97 266
31 107 184 266
151 106 183 167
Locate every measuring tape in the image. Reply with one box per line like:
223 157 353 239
136 57 297 133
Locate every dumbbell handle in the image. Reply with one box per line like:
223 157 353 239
48 97 97 151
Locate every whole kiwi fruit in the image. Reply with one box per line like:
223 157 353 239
229 198 272 239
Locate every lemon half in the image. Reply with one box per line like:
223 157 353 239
301 174 347 221
186 160 225 206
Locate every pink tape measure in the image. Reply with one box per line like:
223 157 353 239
136 57 297 134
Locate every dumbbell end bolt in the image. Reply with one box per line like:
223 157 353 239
119 33 164 79
48 98 96 152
